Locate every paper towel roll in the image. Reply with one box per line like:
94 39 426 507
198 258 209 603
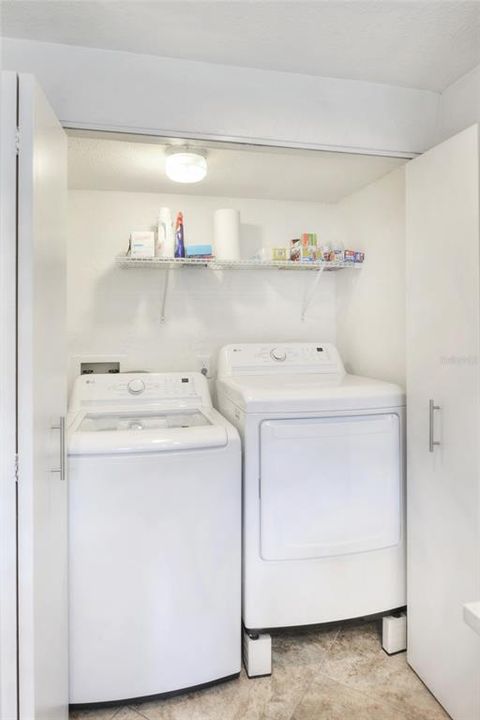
213 209 240 261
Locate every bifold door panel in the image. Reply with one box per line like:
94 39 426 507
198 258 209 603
260 414 400 561
406 124 480 719
16 74 68 720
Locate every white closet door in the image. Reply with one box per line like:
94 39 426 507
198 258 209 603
0 70 20 720
406 124 480 720
17 75 68 720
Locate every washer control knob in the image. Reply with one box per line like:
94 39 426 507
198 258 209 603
270 348 287 362
127 378 145 395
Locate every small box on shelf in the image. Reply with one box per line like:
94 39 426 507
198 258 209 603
128 231 155 258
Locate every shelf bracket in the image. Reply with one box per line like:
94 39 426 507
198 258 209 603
160 264 171 323
301 265 325 321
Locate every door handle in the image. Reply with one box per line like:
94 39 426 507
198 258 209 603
463 601 480 637
429 400 440 453
51 416 66 480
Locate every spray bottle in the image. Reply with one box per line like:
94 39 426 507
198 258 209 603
174 211 185 258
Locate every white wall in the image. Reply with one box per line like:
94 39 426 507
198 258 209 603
2 38 437 156
67 191 338 390
4 33 474 392
335 167 406 386
2 29 411 388
436 63 480 143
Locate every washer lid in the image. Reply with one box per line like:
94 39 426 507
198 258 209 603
216 373 405 413
68 409 228 455
78 409 210 432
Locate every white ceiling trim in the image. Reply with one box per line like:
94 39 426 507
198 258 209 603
2 38 440 156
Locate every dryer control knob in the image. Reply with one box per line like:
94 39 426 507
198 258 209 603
270 348 287 362
127 378 145 395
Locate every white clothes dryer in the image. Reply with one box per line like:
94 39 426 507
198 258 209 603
216 343 405 632
68 372 241 706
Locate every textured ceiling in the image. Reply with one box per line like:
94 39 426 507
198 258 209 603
1 0 480 91
67 133 405 203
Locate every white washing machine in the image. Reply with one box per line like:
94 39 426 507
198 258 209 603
216 343 405 632
68 372 241 706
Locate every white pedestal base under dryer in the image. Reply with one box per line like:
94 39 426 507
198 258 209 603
216 343 406 632
67 372 241 706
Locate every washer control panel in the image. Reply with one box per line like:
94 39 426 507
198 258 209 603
70 372 211 409
218 343 345 376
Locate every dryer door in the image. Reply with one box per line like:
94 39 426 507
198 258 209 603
259 413 401 561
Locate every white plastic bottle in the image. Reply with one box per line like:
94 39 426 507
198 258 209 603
157 207 174 258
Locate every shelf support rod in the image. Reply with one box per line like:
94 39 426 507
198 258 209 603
160 264 171 323
301 265 325 321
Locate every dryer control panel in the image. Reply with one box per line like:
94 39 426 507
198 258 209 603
217 343 345 376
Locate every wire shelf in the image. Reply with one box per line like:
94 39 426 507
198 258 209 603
115 255 363 272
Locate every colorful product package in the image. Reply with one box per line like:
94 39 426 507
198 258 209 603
296 233 318 262
301 233 317 248
322 245 332 261
186 244 213 258
344 250 365 263
300 246 316 262
290 239 301 261
272 247 288 261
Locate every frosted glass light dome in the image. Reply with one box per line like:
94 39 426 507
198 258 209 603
165 148 207 183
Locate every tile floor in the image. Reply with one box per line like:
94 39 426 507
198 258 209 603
70 619 450 720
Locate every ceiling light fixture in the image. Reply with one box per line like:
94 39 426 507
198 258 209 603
165 147 208 183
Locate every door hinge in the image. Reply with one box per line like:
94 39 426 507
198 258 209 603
14 454 19 482
15 129 20 155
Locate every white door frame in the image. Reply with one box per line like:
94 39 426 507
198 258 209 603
0 70 19 720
